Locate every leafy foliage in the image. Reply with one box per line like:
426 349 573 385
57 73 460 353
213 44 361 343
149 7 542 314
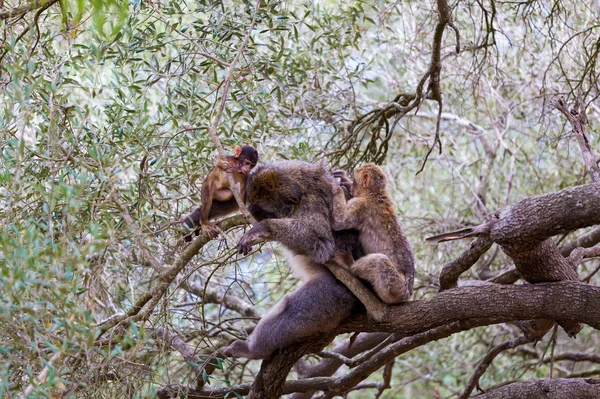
0 0 599 397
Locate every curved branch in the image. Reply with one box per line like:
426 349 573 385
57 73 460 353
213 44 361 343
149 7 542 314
96 214 248 337
205 0 262 223
458 336 532 399
339 282 600 336
561 227 600 256
439 236 494 291
551 93 600 183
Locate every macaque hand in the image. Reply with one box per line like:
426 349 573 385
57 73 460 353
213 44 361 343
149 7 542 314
215 156 234 172
202 222 221 239
237 225 270 255
333 170 353 193
330 180 345 195
333 170 349 181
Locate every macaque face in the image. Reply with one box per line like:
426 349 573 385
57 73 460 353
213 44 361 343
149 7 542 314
234 145 259 174
239 158 256 174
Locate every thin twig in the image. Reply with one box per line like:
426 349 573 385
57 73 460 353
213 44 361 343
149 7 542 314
551 91 600 183
205 0 262 224
21 352 62 398
458 336 532 399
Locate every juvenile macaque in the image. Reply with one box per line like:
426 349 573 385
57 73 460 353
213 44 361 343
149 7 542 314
180 145 258 240
222 161 362 359
330 164 414 304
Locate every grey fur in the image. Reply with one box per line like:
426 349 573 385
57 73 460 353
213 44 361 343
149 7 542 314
223 161 361 359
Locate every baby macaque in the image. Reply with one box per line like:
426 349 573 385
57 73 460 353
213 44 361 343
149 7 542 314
180 145 258 240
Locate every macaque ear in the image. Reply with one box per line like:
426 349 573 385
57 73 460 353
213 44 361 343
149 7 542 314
362 172 371 188
233 145 243 158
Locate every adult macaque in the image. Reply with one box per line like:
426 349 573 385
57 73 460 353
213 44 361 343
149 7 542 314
222 161 362 359
330 164 414 304
180 145 258 240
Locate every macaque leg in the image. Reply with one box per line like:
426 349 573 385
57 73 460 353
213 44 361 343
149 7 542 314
198 181 221 238
222 295 290 359
351 253 410 304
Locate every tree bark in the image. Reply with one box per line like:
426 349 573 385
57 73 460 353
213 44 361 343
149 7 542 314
474 378 600 399
339 282 600 335
247 335 335 399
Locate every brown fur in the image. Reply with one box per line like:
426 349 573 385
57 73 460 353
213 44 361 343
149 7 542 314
331 163 414 304
180 145 258 241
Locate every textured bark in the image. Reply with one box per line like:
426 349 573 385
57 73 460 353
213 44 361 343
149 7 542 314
182 184 600 397
490 183 600 245
474 378 600 399
437 184 600 337
339 282 600 335
159 282 600 398
439 236 494 290
501 238 578 283
438 184 600 297
247 336 334 399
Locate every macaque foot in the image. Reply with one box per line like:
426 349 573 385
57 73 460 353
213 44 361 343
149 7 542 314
221 340 264 360
332 251 354 269
202 222 221 239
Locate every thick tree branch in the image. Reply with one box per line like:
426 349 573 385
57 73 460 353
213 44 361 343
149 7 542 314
339 282 600 336
247 336 335 399
171 282 600 398
490 183 600 245
473 378 600 398
437 183 600 296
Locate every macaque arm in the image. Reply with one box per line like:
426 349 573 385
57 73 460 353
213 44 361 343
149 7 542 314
200 174 217 226
238 218 334 264
215 156 234 172
333 170 353 195
331 185 364 230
